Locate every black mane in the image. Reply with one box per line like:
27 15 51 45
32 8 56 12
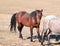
30 10 41 17
30 11 36 17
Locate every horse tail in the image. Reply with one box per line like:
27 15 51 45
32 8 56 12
10 13 17 32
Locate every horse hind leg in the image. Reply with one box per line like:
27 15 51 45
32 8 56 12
30 28 33 42
55 35 59 41
18 24 24 39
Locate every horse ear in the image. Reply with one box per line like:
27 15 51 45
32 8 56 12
41 9 43 12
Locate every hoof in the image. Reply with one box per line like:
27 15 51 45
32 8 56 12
31 41 35 42
19 36 23 39
56 39 59 41
39 40 41 42
41 42 43 45
41 45 44 46
30 40 34 42
31 40 33 42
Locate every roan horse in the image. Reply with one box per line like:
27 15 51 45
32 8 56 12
41 15 60 46
10 9 43 42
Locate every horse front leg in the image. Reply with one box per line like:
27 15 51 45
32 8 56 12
41 32 44 45
47 29 52 46
41 29 47 45
30 27 33 42
47 33 51 46
36 27 41 42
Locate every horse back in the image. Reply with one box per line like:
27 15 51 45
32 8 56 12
16 11 32 26
49 19 60 34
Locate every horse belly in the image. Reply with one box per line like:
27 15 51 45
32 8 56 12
22 22 31 27
50 21 60 34
21 18 31 27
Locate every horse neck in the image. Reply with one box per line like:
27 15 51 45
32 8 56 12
35 11 40 25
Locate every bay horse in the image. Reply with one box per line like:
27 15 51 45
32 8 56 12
10 9 43 42
41 15 60 46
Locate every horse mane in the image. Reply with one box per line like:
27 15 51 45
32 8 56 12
30 11 36 17
30 10 42 17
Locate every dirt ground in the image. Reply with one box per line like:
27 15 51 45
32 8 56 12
0 0 60 46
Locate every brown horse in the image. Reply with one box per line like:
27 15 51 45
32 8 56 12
10 9 43 42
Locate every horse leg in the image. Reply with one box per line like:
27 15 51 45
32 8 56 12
36 27 41 42
41 33 44 46
18 24 24 39
37 31 41 42
47 29 51 46
41 29 46 45
48 34 51 46
30 28 33 42
41 28 49 45
55 35 59 41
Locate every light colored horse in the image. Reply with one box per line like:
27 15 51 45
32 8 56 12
41 15 60 46
43 15 58 32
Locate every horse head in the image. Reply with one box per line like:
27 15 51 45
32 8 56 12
35 9 43 25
